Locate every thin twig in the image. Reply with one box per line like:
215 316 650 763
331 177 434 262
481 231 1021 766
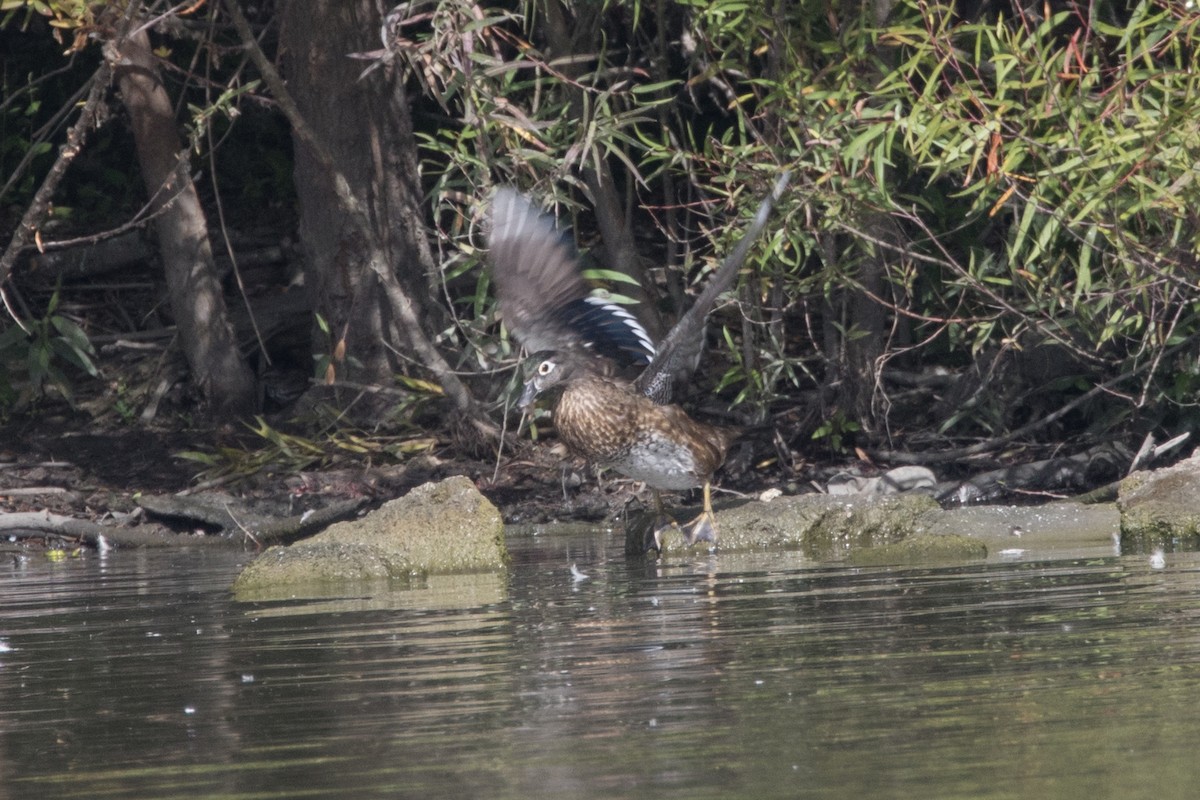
221 501 261 549
30 173 189 253
0 69 90 201
867 333 1198 466
0 62 114 330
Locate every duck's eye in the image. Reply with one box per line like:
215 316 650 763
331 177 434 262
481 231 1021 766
537 360 554 376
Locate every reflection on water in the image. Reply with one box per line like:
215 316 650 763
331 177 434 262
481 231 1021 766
3 532 1200 799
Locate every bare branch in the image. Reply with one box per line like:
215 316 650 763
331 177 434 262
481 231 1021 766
0 62 114 329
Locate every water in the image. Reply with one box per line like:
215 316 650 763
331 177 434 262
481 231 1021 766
3 531 1200 799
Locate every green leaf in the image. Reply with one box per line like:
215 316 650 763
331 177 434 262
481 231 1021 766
581 268 643 286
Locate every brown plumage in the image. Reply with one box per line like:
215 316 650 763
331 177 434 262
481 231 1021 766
518 356 739 549
489 175 789 550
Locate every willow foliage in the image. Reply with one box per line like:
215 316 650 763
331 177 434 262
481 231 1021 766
413 0 1199 441
7 0 1199 445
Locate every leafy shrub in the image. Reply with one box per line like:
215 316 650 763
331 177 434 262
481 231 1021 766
0 287 98 409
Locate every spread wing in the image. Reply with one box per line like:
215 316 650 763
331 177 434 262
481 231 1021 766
635 171 792 403
488 188 589 355
488 188 655 368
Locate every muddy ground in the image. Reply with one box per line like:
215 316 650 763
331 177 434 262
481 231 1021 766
0 395 793 549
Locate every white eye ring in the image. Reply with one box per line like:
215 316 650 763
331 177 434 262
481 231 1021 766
538 360 554 376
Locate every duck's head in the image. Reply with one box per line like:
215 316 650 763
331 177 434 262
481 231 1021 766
517 352 579 412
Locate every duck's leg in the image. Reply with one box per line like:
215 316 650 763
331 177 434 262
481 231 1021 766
647 490 681 553
681 482 719 546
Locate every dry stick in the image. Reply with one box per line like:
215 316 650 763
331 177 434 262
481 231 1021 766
0 72 89 201
835 206 1190 465
0 510 241 548
221 501 261 549
867 334 1198 466
834 211 1106 367
208 123 270 366
0 511 109 540
28 189 174 253
0 461 73 470
223 1 495 437
0 61 114 330
0 487 70 496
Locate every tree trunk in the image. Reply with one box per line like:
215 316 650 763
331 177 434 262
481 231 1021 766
829 0 902 434
841 228 890 431
224 0 495 444
109 30 256 416
279 0 439 410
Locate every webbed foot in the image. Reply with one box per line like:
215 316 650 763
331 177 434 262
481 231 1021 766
681 511 719 547
647 514 681 554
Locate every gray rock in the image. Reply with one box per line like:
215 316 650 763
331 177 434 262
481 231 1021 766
826 465 937 495
921 501 1119 561
847 533 987 566
642 492 941 558
232 476 507 598
1119 450 1200 549
620 493 1122 564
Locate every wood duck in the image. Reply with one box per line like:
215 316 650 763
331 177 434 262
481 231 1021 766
487 174 789 551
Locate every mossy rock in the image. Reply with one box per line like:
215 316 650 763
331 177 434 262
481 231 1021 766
1118 452 1200 550
233 476 507 598
636 492 941 558
847 533 987 566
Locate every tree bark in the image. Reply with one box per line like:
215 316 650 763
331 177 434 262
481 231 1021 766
225 0 495 442
279 0 440 404
109 30 256 415
841 226 891 431
829 0 903 433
